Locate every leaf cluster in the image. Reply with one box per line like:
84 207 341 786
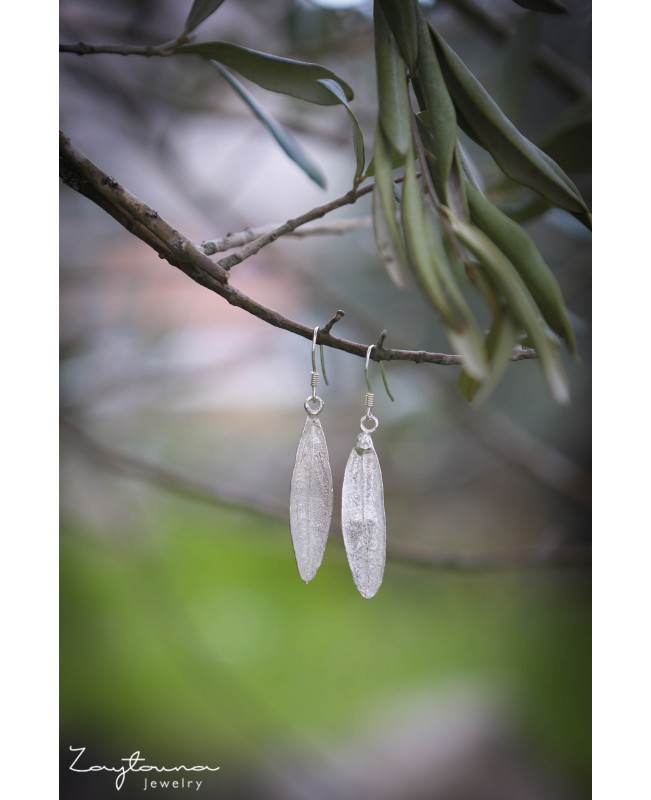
368 0 589 403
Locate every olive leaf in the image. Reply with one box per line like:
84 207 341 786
372 126 410 289
183 0 228 35
430 24 589 224
411 13 457 200
377 0 419 72
177 42 354 105
210 61 326 188
401 156 488 380
489 100 591 222
458 311 519 403
450 215 570 404
374 0 412 157
317 78 365 183
466 183 577 355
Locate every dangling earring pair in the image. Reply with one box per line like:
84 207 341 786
289 327 391 599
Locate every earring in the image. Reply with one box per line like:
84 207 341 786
341 345 393 599
289 327 334 583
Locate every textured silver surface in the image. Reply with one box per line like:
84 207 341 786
289 416 333 583
341 433 386 599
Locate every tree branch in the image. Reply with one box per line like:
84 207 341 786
60 131 536 367
59 40 179 57
62 421 590 573
213 187 375 270
202 217 373 255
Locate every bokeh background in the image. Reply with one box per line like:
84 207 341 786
59 0 591 797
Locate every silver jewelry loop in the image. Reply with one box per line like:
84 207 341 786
305 395 324 416
359 412 379 433
364 344 374 392
311 327 319 373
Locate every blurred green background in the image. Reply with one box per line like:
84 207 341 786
60 1 591 798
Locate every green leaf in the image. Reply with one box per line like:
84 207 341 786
411 12 457 199
401 156 453 322
211 62 326 189
183 0 228 34
445 146 469 220
377 0 419 72
372 126 410 289
489 100 591 222
450 215 570 404
373 0 412 157
363 140 405 178
457 140 485 193
459 311 518 403
317 78 365 183
466 182 577 355
401 156 488 380
430 24 589 222
511 0 568 13
177 42 354 105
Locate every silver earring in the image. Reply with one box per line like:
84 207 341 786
289 327 333 583
341 345 393 599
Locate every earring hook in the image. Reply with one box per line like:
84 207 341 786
312 327 329 386
364 344 394 402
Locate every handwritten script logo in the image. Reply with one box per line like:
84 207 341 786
69 746 220 791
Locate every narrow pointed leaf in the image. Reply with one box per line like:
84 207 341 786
459 311 519 403
450 215 570 404
183 0 228 34
212 62 326 188
457 140 485 193
178 42 354 105
401 155 454 322
372 126 410 288
374 0 412 157
317 78 365 182
437 227 489 380
446 146 469 220
401 158 488 379
341 433 386 599
412 12 457 198
466 182 577 355
430 24 588 220
377 0 419 72
290 416 333 583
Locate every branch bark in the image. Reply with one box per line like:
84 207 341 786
202 217 373 255
59 131 537 367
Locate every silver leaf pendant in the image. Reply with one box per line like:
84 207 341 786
289 415 333 583
341 432 386 599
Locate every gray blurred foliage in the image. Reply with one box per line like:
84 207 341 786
60 1 590 798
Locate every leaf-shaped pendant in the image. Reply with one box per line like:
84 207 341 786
289 415 333 583
341 432 386 599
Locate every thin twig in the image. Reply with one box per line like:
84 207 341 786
215 186 375 270
322 309 346 334
59 131 537 367
62 421 590 573
202 217 373 255
60 40 179 57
